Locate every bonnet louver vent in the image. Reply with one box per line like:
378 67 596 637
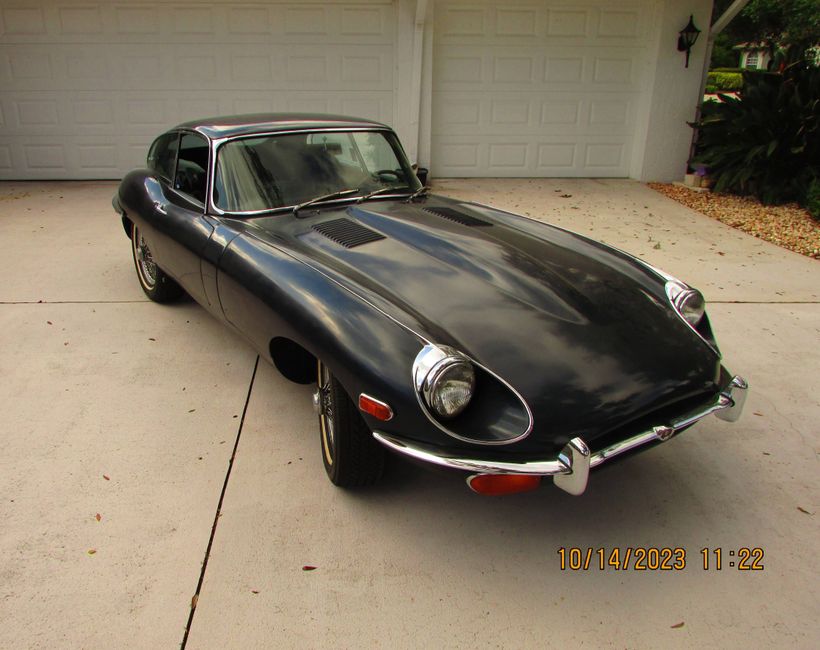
424 207 491 227
312 218 386 248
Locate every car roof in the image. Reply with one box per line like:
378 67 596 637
173 113 391 140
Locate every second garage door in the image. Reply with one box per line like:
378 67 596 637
431 0 652 177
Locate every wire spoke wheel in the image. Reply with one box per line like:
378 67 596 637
318 361 336 466
133 227 158 288
129 222 183 303
315 360 385 487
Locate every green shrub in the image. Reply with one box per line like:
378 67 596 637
706 71 744 91
711 67 743 74
806 178 820 220
704 84 718 93
692 65 820 205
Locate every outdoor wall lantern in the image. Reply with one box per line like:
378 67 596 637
677 14 701 68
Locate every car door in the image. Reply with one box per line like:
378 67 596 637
146 131 214 306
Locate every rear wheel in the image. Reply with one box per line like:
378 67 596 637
316 360 385 487
131 223 183 302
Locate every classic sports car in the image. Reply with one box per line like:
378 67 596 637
113 113 747 496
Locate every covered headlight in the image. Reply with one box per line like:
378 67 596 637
666 281 706 327
414 345 476 419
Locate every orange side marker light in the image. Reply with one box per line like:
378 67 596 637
358 394 394 422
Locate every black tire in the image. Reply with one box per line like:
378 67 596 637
131 223 183 303
317 360 385 487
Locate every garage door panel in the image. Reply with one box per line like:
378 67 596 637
434 48 644 96
433 0 649 177
1 43 395 93
434 92 635 136
435 135 632 178
439 2 650 45
0 2 394 45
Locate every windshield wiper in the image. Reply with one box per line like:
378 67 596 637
356 186 410 203
405 186 430 202
293 188 358 216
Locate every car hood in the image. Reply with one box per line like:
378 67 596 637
246 196 721 451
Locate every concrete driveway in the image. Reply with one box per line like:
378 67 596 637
1 179 817 649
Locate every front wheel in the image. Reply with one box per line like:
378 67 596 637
131 223 183 303
316 361 385 487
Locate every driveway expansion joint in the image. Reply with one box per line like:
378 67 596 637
180 355 260 649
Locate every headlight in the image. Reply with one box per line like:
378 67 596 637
666 281 706 328
414 345 476 419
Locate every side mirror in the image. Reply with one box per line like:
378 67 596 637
412 164 429 186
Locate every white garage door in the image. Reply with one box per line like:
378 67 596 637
432 0 651 177
0 0 395 180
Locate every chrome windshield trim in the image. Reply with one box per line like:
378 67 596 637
373 375 747 494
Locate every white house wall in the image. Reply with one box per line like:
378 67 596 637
0 0 709 181
629 0 712 182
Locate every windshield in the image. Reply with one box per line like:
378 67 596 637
213 130 421 213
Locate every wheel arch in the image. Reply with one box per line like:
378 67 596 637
122 213 133 238
269 336 317 385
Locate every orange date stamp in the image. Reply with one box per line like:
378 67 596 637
557 547 765 571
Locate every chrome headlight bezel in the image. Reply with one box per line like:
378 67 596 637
413 345 476 420
665 281 706 328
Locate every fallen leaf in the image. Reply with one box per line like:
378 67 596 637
87 549 96 555
95 513 101 522
63 341 69 346
191 595 198 608
671 621 684 629
797 507 812 515
717 251 725 256
762 452 771 456
47 321 52 325
148 337 156 341
560 194 572 198
251 590 259 594
753 412 764 417
653 242 661 250
302 565 317 571
102 474 110 481
188 409 196 413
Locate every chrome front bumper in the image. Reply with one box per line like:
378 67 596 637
373 375 748 496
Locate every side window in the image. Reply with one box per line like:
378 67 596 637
174 133 209 204
147 132 179 181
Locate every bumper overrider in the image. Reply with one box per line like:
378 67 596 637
373 375 748 496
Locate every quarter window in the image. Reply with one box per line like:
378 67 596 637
147 132 179 182
175 133 209 204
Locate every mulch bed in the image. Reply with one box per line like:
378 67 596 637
648 183 819 260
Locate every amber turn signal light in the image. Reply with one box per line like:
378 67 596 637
467 473 542 496
358 394 394 422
